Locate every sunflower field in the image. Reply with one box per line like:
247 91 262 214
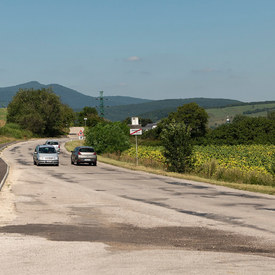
193 145 275 175
192 145 275 186
121 144 275 186
121 146 165 169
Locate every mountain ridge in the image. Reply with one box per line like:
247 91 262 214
2 81 271 123
104 97 243 121
0 81 152 109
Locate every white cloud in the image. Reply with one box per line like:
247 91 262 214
106 82 128 89
118 82 127 87
192 67 221 73
127 56 142 62
191 67 232 74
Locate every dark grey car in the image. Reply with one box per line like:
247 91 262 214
71 146 97 166
33 145 59 166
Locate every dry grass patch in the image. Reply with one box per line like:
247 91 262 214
0 120 6 127
0 136 17 144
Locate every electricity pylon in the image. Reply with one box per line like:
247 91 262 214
99 91 105 118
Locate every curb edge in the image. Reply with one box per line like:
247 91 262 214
0 161 9 191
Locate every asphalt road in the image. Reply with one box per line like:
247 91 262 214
0 139 275 274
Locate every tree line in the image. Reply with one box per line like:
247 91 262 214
4 88 275 173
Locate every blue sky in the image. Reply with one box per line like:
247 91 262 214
0 0 274 101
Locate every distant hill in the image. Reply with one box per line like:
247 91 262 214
207 101 275 127
113 99 274 126
104 98 243 121
1 82 272 125
0 81 152 109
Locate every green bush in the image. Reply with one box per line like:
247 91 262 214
85 122 131 154
161 120 194 173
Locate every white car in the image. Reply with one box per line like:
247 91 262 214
44 140 60 153
33 145 59 166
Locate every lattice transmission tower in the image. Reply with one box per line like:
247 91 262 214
99 90 105 118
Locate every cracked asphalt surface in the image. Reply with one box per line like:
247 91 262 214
1 139 275 274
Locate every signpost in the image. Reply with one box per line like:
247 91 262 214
130 117 142 165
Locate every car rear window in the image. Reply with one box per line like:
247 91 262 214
79 148 94 153
47 141 58 145
39 147 56 153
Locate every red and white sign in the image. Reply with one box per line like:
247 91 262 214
78 130 84 139
130 129 142 135
78 130 84 136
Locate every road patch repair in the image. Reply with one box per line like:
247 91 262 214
0 223 275 258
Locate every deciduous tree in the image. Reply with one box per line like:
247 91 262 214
7 88 74 136
160 102 209 140
76 106 103 127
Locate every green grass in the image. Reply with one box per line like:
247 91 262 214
64 139 85 152
0 108 34 141
0 123 33 139
0 108 7 120
207 103 275 127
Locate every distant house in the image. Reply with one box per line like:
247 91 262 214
143 123 158 131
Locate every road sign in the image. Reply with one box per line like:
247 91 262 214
130 129 142 135
78 130 84 139
131 117 139 125
78 130 84 136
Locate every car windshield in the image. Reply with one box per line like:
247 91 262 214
79 148 94 153
39 147 56 153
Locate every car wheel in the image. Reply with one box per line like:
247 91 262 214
94 161 97 166
71 158 74 165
